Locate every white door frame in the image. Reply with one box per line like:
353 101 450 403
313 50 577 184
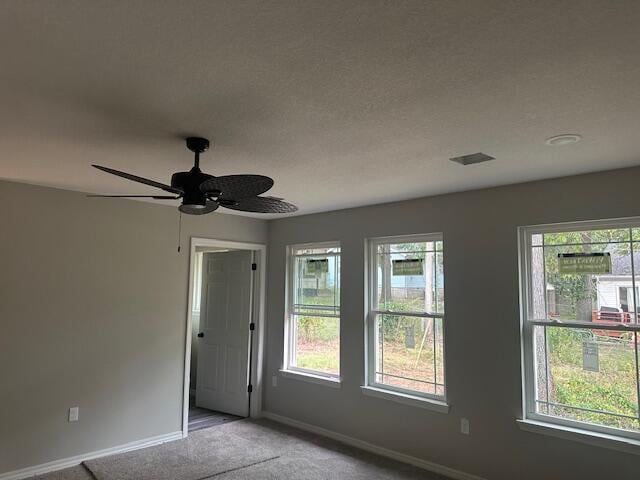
182 236 267 438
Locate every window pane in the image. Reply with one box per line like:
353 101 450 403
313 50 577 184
294 254 340 315
533 324 551 414
382 240 441 254
376 240 444 314
293 245 341 255
543 228 630 245
534 325 639 433
292 315 339 375
435 316 445 395
435 250 444 313
375 314 444 396
530 228 637 324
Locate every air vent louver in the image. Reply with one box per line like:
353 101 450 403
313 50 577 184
449 152 495 166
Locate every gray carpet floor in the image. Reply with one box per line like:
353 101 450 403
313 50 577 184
83 420 279 480
34 419 449 480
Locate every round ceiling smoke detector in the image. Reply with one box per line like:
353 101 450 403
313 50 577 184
545 134 582 146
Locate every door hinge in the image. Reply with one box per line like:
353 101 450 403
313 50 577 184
249 322 255 331
251 263 257 271
247 384 253 393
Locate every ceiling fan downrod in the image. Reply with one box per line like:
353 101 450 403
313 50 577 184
185 136 210 170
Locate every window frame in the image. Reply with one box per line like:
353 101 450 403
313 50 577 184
365 233 447 403
284 241 341 380
519 217 640 443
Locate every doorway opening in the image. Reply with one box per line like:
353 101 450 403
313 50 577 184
182 238 266 437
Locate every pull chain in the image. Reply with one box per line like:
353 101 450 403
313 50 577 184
177 211 183 253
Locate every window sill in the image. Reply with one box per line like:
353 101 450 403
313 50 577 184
517 419 640 456
360 386 449 413
279 369 342 388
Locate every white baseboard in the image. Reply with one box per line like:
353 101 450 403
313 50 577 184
2 415 485 480
0 430 183 480
262 411 486 480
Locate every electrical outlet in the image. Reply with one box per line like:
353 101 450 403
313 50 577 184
69 406 79 422
272 375 278 387
460 418 470 435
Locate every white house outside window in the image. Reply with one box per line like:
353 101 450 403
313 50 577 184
519 219 640 441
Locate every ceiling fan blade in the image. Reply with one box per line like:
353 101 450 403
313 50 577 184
200 175 274 199
87 194 181 199
179 201 219 215
92 165 183 194
221 196 298 214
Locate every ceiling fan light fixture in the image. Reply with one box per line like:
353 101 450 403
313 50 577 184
179 202 219 215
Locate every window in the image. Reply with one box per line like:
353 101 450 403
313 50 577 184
284 242 341 378
366 234 445 401
520 220 640 440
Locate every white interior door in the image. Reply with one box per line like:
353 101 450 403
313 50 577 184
196 250 253 416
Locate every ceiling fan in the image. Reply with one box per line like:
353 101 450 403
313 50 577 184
89 137 297 214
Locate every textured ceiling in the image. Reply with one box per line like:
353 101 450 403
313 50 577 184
1 1 640 217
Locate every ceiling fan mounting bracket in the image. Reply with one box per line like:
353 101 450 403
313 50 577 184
186 137 210 154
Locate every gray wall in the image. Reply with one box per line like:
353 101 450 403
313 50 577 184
0 180 267 474
264 166 640 480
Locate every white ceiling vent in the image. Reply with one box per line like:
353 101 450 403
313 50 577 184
449 152 495 166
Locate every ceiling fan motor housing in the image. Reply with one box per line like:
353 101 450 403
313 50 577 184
171 169 213 206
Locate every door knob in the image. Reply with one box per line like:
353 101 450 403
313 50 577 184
197 332 204 338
